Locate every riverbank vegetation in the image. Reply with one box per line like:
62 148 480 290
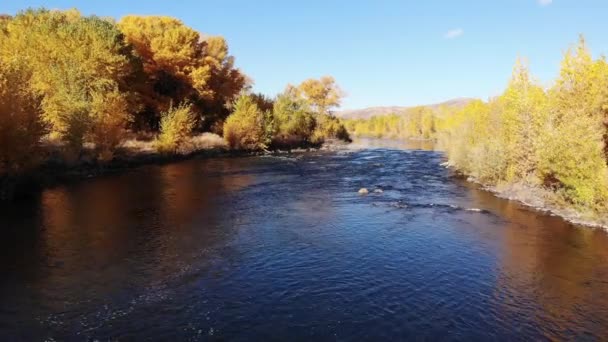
0 8 350 197
441 37 608 216
343 106 438 139
224 76 350 151
345 36 608 222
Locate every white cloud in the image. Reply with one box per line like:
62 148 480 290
444 28 464 39
538 0 553 6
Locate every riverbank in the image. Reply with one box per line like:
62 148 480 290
489 183 608 230
446 165 608 230
0 133 333 202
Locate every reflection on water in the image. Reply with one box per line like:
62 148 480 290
463 185 608 339
1 143 608 340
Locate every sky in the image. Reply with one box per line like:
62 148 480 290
2 0 608 110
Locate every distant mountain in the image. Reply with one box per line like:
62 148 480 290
336 98 476 120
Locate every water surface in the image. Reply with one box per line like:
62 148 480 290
1 139 608 340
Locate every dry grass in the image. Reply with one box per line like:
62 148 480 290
121 132 226 155
120 138 157 154
38 131 227 161
177 133 227 154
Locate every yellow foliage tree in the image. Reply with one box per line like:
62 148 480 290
118 16 246 130
343 107 436 140
271 92 315 146
497 58 548 182
438 100 506 182
296 76 343 115
156 103 196 153
0 9 135 156
90 90 132 160
539 37 608 207
223 95 266 150
0 59 45 173
437 37 608 209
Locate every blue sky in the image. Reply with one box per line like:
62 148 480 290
3 0 608 109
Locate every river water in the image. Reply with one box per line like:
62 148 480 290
1 139 608 341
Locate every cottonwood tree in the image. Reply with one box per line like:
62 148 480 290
223 95 266 150
296 76 343 116
540 36 608 206
497 58 548 182
0 59 45 173
118 16 247 131
1 9 136 156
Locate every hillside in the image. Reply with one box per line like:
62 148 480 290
336 98 476 119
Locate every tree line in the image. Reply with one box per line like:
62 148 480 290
343 106 437 139
346 36 608 214
0 8 349 175
441 36 608 212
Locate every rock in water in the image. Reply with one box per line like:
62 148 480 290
373 188 383 193
358 188 369 195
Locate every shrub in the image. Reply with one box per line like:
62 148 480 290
89 90 132 160
223 95 265 150
156 103 196 153
272 93 315 147
311 114 351 143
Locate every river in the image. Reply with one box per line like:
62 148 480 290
1 139 608 340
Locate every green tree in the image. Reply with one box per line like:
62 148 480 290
272 92 315 146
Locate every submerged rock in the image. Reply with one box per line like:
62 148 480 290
358 188 369 195
390 201 408 209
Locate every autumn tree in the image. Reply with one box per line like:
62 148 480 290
404 106 436 138
343 108 437 140
272 91 315 146
223 95 266 150
284 76 350 142
118 16 246 131
250 93 275 113
0 59 46 173
344 114 404 139
495 59 548 182
540 36 608 207
0 9 136 157
296 76 343 116
438 100 504 182
156 103 196 153
435 36 608 209
312 115 351 143
200 36 249 129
